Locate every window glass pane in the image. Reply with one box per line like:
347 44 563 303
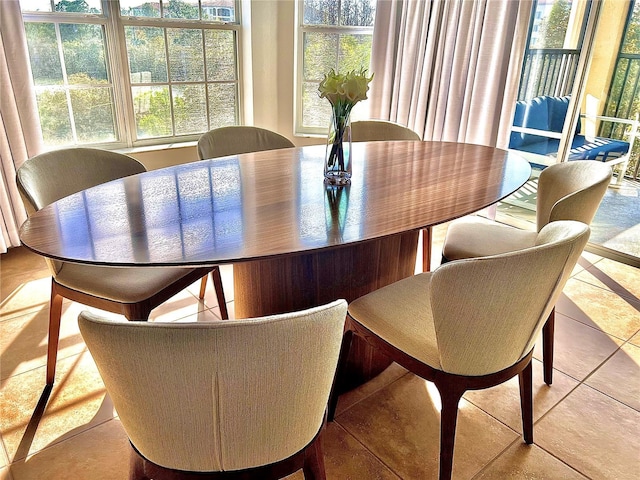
53 0 102 13
621 1 640 54
304 0 338 25
303 0 374 26
120 0 160 17
164 0 200 19
133 86 172 138
339 0 376 27
338 33 373 72
205 30 236 81
304 32 338 81
70 87 116 143
530 0 574 49
21 0 53 12
168 28 204 82
126 27 168 83
173 84 207 135
302 82 331 128
25 22 63 86
35 89 73 145
208 83 237 128
60 23 108 84
202 2 236 22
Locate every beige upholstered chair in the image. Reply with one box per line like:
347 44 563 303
338 221 590 480
16 148 215 386
441 160 612 384
78 300 348 480
350 120 433 270
197 125 294 160
196 126 295 315
350 120 421 142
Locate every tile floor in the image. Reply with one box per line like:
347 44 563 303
1 223 639 479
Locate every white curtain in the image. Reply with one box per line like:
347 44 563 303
0 0 43 253
369 0 532 148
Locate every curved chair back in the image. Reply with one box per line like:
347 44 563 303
351 120 421 142
17 148 146 214
430 220 589 376
17 148 147 276
536 160 612 231
197 126 294 160
78 300 347 473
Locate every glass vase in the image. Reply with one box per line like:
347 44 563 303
324 110 352 184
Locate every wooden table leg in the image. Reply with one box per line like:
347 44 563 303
234 231 419 390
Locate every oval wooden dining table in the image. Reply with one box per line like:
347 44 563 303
19 141 531 388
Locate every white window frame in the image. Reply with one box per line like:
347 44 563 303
294 0 374 137
21 0 243 150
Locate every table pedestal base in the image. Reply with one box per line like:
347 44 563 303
234 231 419 390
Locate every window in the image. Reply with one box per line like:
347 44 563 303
20 0 240 149
518 0 589 100
602 0 640 177
296 0 376 135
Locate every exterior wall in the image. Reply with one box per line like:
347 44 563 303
583 0 629 116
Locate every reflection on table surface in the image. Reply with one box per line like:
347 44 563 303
19 142 531 267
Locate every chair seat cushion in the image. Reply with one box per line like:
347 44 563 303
442 216 538 261
348 272 442 369
56 263 200 303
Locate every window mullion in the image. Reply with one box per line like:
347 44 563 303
103 0 135 147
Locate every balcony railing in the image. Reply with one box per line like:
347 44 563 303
517 48 580 101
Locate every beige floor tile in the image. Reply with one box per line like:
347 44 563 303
147 287 207 321
0 277 50 320
0 304 87 381
335 362 409 417
585 342 640 411
0 249 49 304
0 466 12 480
474 442 587 479
535 384 640 480
630 331 640 347
0 440 8 469
0 351 114 462
336 374 518 480
556 278 640 340
323 422 402 479
532 313 623 381
575 257 640 301
8 419 128 480
464 359 579 433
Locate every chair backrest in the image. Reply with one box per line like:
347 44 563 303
197 126 295 160
16 148 146 276
536 160 612 231
351 120 421 142
430 220 589 376
16 147 146 214
78 300 348 473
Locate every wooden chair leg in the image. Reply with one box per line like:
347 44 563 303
436 382 465 480
542 308 555 385
302 429 327 480
327 329 353 422
518 360 534 444
46 284 64 386
211 267 229 320
198 275 208 299
129 443 148 480
422 227 432 272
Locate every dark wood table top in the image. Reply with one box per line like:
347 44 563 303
19 141 531 267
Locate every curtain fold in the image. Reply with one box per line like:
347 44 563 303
369 0 532 148
0 0 43 252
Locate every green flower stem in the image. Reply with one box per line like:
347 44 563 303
328 102 353 171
